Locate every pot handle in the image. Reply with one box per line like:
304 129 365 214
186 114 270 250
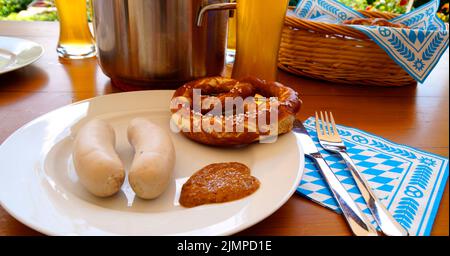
197 2 237 27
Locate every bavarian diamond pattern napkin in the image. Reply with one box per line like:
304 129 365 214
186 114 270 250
293 0 449 83
297 117 449 236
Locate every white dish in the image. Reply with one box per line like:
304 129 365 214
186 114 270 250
0 36 44 75
0 91 304 236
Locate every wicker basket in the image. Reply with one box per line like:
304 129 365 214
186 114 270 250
278 11 416 86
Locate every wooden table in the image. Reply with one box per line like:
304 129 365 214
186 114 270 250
0 21 448 236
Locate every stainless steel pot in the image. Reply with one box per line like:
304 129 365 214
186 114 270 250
92 0 235 90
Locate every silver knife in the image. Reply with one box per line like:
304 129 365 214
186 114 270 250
293 120 379 236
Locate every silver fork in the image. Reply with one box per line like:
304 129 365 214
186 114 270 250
315 111 409 236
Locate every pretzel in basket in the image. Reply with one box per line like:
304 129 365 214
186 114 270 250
170 77 301 146
343 18 410 29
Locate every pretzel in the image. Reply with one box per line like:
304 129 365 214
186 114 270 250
170 77 301 146
343 18 409 29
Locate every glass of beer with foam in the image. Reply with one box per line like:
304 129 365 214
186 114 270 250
55 0 96 59
232 0 289 81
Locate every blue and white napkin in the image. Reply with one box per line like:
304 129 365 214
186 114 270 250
297 117 449 236
293 0 449 83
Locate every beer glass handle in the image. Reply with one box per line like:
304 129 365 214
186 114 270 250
197 2 237 27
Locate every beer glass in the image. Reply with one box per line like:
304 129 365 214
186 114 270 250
227 12 237 51
55 0 96 59
226 9 237 64
232 0 289 81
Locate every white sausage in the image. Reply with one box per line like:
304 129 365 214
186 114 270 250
127 118 175 199
73 119 125 197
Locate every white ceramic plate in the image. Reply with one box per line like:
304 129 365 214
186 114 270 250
0 36 44 75
0 91 304 236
